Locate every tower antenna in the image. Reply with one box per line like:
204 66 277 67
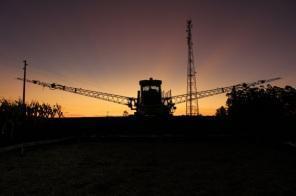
186 20 199 116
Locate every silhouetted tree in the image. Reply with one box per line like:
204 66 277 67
0 99 23 141
123 110 129 117
216 106 227 120
0 99 64 143
218 85 296 138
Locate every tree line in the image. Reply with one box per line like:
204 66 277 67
216 85 296 138
0 99 63 144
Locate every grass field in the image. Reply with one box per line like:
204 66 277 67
0 139 295 195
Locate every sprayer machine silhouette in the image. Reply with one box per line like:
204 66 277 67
17 77 280 116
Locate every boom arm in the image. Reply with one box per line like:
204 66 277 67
17 78 137 109
18 77 281 112
171 77 281 104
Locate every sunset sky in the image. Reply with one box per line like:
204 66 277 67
0 0 295 116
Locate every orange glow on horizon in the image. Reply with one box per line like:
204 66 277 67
0 60 285 117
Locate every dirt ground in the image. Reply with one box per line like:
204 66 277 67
0 139 295 195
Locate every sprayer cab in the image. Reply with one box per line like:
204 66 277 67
135 78 172 117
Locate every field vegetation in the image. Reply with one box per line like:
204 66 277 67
0 99 63 145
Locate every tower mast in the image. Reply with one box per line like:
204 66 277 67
186 20 199 116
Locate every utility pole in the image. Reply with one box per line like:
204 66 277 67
186 20 199 116
23 60 28 106
21 60 28 156
22 59 28 119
